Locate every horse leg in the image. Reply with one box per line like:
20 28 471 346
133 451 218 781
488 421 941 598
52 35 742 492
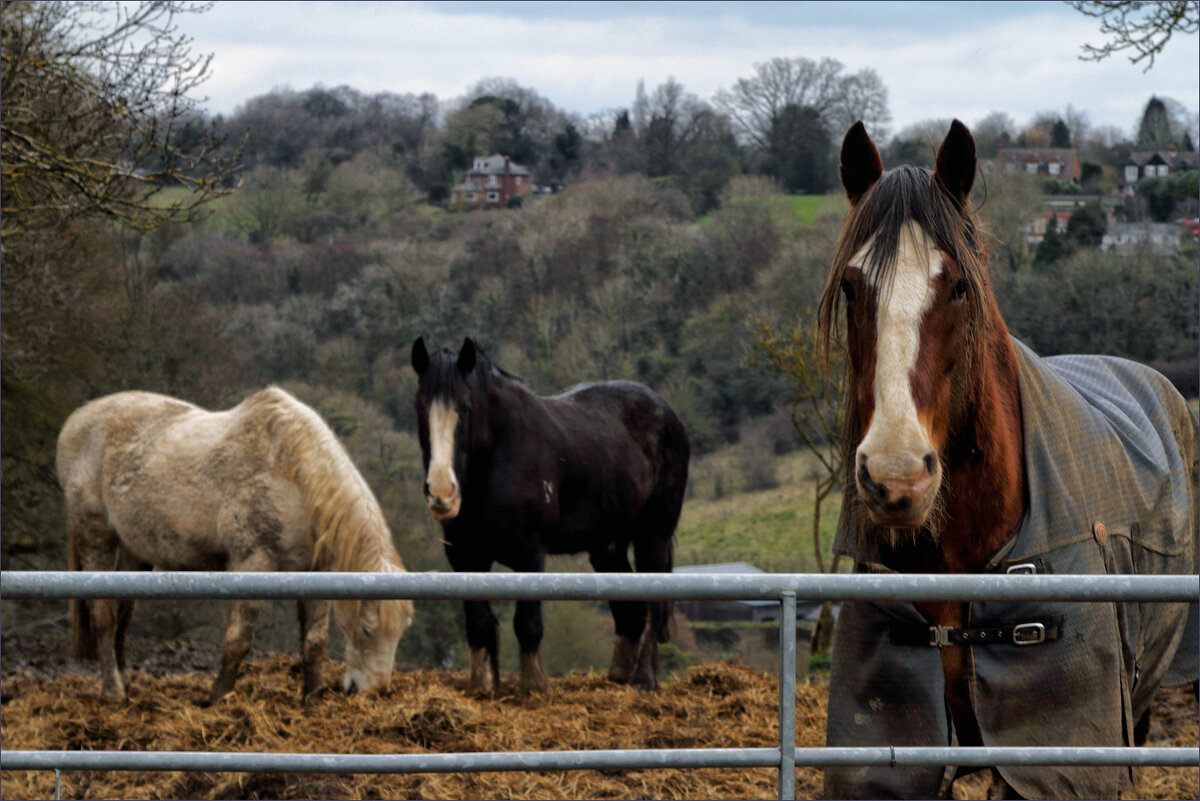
209 550 272 703
589 544 646 685
446 547 499 695
297 599 332 699
113 549 146 690
114 598 136 689
631 534 674 690
462 600 500 695
509 550 548 694
71 516 126 698
513 599 548 693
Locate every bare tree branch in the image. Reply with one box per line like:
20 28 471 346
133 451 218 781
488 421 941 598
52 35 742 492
1070 0 1199 69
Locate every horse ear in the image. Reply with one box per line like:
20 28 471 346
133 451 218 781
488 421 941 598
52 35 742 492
840 121 883 205
934 119 976 209
411 337 429 376
457 337 477 375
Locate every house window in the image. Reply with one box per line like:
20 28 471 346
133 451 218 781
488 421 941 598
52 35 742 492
1125 165 1139 183
1048 162 1061 176
1026 163 1038 175
465 191 476 201
487 175 498 186
487 191 499 202
1157 164 1169 177
515 176 522 186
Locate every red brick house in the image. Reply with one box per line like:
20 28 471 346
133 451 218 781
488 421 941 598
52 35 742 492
454 154 533 208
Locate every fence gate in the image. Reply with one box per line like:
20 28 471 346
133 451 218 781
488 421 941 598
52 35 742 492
1 570 1196 800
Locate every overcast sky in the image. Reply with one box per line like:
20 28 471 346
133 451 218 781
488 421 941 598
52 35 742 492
181 1 1199 140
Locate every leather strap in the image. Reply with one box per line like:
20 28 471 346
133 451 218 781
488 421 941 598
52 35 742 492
889 616 1062 648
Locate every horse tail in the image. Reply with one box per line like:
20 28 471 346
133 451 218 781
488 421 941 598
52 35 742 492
649 403 692 644
68 520 97 660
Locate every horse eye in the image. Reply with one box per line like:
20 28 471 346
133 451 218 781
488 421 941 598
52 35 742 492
949 280 968 302
840 278 856 303
360 623 371 637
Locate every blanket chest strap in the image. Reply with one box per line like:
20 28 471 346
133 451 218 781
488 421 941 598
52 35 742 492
889 616 1063 648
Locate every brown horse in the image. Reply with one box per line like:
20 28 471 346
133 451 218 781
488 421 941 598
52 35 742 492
820 120 1198 798
58 387 415 703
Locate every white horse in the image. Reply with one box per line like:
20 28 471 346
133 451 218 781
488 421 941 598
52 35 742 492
58 387 414 702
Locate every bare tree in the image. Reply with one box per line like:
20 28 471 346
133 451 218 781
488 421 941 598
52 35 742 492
1 1 236 239
713 56 891 152
1070 0 1199 69
751 314 844 659
2 0 238 377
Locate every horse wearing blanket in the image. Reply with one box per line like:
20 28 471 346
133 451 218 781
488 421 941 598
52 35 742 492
59 387 415 703
820 120 1198 799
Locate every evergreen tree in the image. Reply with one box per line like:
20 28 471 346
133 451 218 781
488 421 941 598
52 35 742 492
1050 119 1072 148
1066 202 1108 249
1034 220 1069 269
1136 97 1174 150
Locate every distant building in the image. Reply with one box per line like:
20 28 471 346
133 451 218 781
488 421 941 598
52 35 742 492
995 147 1082 183
454 154 533 208
672 562 834 623
1119 146 1199 192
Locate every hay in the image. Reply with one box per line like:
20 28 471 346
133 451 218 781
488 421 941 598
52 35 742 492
1 659 1195 800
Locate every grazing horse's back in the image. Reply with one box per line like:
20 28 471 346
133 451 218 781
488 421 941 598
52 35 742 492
59 387 413 701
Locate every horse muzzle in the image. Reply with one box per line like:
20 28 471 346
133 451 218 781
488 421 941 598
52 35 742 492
856 453 939 528
427 493 461 521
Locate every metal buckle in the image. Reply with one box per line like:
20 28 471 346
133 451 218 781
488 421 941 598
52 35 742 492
1006 562 1037 575
1012 622 1046 645
928 626 951 647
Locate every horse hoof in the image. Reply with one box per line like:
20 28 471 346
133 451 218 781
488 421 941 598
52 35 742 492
518 676 548 695
607 666 631 684
301 683 331 704
100 680 127 700
631 673 658 692
206 686 233 706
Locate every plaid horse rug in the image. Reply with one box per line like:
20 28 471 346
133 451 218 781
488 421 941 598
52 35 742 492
824 339 1199 799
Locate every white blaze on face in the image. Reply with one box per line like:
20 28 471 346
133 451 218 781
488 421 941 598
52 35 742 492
426 400 459 507
855 222 942 483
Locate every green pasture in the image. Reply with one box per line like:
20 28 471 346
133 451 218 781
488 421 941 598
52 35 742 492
697 193 838 229
676 450 842 574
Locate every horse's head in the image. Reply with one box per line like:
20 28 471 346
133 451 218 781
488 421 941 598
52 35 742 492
410 336 489 522
334 596 414 694
821 120 991 533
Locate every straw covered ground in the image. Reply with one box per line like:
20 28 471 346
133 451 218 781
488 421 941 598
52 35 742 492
1 651 1196 800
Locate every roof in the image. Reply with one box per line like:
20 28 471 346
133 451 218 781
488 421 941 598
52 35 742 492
1127 150 1199 169
673 562 764 575
469 154 532 177
996 147 1079 165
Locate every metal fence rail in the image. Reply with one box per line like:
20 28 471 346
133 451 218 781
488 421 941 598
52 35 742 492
1 570 1197 801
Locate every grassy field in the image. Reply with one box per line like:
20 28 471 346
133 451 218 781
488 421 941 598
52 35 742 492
782 194 834 226
676 449 843 574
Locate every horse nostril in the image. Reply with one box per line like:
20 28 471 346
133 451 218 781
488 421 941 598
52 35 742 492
424 481 431 497
923 453 937 475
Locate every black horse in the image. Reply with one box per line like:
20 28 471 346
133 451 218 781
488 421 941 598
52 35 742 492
411 337 690 694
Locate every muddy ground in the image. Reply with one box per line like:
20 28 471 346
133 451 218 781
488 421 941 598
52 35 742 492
1 631 1196 800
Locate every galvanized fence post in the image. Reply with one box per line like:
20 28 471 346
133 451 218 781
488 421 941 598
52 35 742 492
778 591 797 800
